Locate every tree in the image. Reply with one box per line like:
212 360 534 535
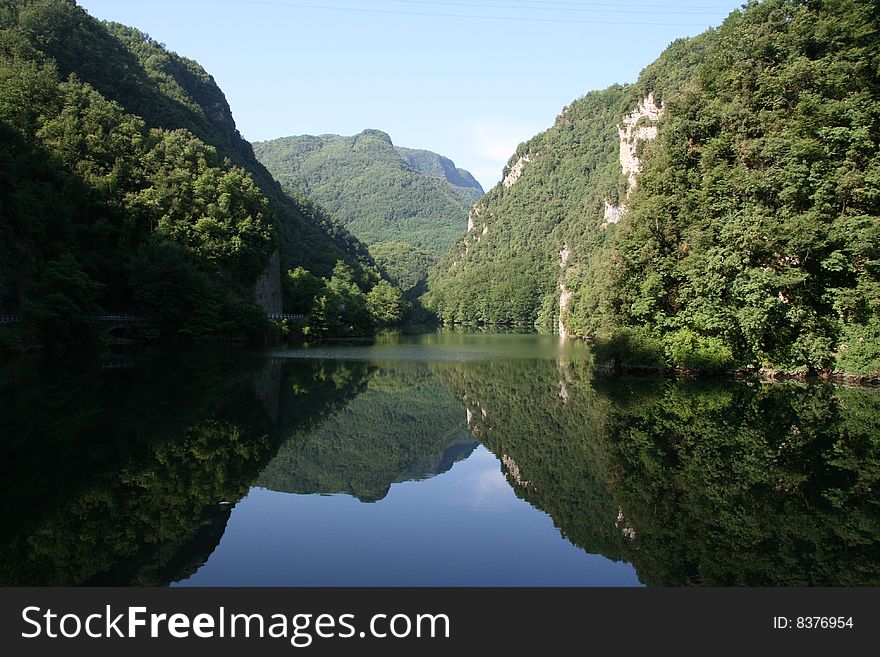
367 280 407 326
22 253 104 343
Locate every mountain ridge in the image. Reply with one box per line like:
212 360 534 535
253 130 483 257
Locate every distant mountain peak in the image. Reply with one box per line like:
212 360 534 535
357 128 394 145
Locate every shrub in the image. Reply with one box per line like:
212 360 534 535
593 327 666 369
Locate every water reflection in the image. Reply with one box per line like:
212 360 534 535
256 364 477 502
1 334 878 586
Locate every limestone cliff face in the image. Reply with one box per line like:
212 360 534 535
603 199 627 225
558 245 572 336
619 92 661 191
253 249 282 314
467 206 482 232
603 92 663 224
502 154 532 189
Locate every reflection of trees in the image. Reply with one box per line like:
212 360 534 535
0 352 369 585
438 358 880 586
3 347 878 587
257 363 475 502
600 379 880 586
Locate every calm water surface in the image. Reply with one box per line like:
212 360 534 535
2 331 878 586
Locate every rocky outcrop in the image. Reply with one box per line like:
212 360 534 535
601 93 663 228
253 249 282 314
619 92 662 192
467 206 482 232
603 199 626 225
503 154 532 189
558 245 572 336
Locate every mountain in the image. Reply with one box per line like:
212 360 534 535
426 0 880 376
253 131 483 295
0 0 383 343
395 146 484 205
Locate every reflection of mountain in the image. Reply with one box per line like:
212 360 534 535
438 358 880 586
0 352 369 586
435 359 628 561
256 364 475 502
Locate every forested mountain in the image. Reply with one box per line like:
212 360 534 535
426 0 880 376
0 0 390 344
253 131 482 297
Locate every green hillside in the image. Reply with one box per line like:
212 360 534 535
253 130 482 260
0 0 386 344
426 0 880 376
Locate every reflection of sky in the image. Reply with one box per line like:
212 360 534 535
176 446 642 587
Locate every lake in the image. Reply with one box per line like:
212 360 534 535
1 331 878 586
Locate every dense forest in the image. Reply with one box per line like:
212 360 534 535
254 130 483 299
0 0 408 347
426 0 880 376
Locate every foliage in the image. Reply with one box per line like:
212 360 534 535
368 241 433 298
366 280 408 326
591 327 666 370
22 252 104 343
284 261 409 336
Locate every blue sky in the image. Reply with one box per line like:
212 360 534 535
77 0 745 190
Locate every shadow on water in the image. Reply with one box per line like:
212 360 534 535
1 333 879 585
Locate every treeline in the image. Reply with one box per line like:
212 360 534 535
284 261 408 337
426 0 880 376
